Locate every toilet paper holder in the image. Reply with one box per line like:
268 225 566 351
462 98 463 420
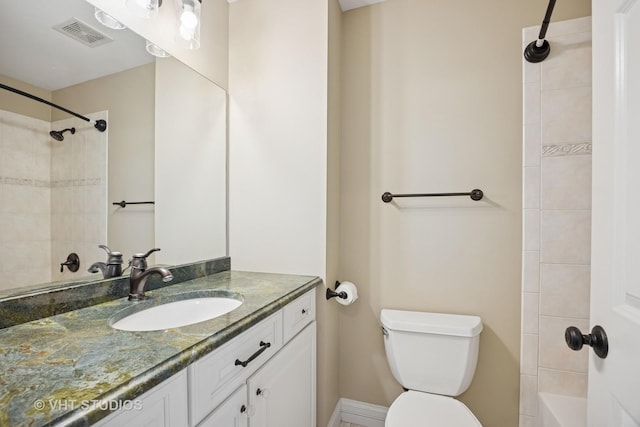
326 281 348 301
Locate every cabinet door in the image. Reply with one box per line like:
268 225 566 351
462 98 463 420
93 370 188 427
248 322 316 427
198 384 248 427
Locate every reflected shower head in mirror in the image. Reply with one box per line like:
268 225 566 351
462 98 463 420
50 127 76 141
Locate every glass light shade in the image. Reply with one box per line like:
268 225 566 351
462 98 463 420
175 0 201 50
126 0 162 19
145 40 171 58
94 8 126 30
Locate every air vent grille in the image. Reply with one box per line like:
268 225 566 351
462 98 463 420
52 18 113 48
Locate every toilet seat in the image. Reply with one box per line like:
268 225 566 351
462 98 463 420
385 391 482 427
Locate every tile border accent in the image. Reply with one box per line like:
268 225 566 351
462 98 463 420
542 142 592 157
0 176 103 188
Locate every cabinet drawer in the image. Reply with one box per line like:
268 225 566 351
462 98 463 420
283 290 315 342
189 311 283 426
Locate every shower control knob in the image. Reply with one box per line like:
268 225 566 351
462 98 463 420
565 325 609 359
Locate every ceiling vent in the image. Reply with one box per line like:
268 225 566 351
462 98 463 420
52 18 113 48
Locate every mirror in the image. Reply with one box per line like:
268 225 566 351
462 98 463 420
0 0 227 295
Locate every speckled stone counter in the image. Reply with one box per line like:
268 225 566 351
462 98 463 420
0 270 321 427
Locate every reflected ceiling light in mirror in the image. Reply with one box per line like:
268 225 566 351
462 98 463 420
175 0 201 50
146 40 171 57
126 0 163 19
94 8 127 30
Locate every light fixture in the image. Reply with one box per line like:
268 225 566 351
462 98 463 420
175 0 201 50
126 0 163 19
145 40 171 58
94 7 126 30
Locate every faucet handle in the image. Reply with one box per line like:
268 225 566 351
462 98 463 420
99 245 123 264
133 248 161 259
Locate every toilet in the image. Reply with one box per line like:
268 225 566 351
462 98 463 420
380 309 483 426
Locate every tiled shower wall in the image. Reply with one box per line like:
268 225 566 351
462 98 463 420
520 17 592 427
0 110 107 291
0 110 52 289
50 113 107 283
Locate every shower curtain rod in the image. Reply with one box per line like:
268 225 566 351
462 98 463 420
523 0 557 63
0 83 107 132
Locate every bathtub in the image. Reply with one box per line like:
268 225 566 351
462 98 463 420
538 393 587 427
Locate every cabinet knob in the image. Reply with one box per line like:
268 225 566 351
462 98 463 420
240 405 246 413
256 388 270 398
301 308 307 314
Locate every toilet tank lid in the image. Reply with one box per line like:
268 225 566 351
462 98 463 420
381 309 483 337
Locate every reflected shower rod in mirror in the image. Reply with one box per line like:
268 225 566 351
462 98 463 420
0 82 107 134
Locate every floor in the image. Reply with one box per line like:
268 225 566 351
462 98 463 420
339 423 366 427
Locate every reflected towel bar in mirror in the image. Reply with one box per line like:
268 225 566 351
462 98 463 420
381 189 484 203
113 201 155 208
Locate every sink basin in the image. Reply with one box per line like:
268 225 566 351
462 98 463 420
109 290 243 331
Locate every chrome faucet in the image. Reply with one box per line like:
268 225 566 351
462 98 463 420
128 248 173 301
88 245 124 279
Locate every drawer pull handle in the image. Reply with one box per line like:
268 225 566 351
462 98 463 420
235 341 271 368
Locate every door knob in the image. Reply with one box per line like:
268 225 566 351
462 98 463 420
565 325 608 359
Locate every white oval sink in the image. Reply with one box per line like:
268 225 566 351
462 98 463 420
110 293 243 332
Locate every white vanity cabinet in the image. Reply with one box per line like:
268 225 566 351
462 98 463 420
190 289 316 427
94 289 316 427
93 369 189 427
248 321 316 427
198 384 249 427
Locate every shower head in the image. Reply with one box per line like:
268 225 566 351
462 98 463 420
50 127 76 141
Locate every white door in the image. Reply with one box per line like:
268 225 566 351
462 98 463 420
590 0 640 425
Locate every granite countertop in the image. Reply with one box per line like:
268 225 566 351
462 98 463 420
0 270 321 427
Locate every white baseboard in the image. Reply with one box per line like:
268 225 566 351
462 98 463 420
328 398 388 427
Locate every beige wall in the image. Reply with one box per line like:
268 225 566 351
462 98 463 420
322 0 343 424
0 75 51 121
53 64 156 263
339 1 590 427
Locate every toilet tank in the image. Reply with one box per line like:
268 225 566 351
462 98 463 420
381 309 483 396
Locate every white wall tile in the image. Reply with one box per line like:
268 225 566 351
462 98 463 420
524 167 540 209
541 87 591 145
539 315 589 372
520 374 538 416
540 210 591 264
541 156 591 210
538 367 588 397
519 415 537 427
521 333 539 375
541 31 592 91
522 292 539 334
524 209 540 251
523 124 541 167
540 264 590 318
521 19 591 420
523 251 540 292
524 82 541 125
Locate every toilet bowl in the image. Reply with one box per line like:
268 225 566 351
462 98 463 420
380 309 483 426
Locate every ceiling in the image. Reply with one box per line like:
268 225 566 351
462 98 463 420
0 0 153 91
